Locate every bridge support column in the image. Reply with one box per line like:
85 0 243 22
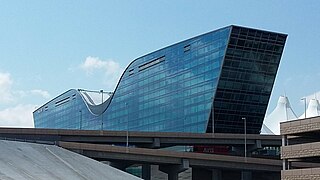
142 164 151 180
212 169 222 180
152 138 160 148
168 173 178 180
282 135 289 170
241 171 252 180
192 168 221 180
109 161 132 171
159 159 189 180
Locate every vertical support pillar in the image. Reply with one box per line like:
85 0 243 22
142 164 151 180
212 169 222 180
192 168 221 180
152 138 160 148
241 171 252 180
282 135 287 146
159 159 189 180
282 135 289 170
168 173 178 180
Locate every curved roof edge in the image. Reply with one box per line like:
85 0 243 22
33 89 112 116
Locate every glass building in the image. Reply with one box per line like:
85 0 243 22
33 25 287 134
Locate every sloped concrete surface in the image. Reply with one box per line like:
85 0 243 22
0 140 141 180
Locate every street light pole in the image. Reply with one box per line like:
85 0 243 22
301 98 307 119
126 122 129 147
125 102 129 147
211 97 214 133
100 89 104 130
79 110 82 130
242 117 247 160
212 106 214 134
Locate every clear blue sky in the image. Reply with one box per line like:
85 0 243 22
0 1 319 127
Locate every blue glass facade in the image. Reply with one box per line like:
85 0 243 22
34 25 287 134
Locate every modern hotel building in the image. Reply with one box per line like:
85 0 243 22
33 25 287 134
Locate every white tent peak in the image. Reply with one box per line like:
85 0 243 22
299 98 320 119
262 95 297 135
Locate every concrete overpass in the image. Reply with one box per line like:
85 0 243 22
58 141 282 180
58 141 282 171
57 141 315 180
0 127 281 148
